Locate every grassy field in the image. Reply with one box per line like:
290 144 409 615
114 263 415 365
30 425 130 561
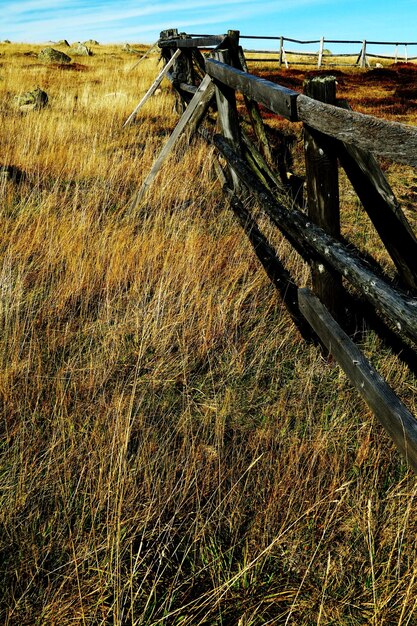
0 41 417 625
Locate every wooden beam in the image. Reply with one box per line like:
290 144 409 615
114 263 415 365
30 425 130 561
279 36 284 67
129 74 215 209
318 37 324 68
212 49 242 192
222 37 275 166
122 49 181 127
336 100 417 292
241 130 286 193
159 28 179 40
236 46 274 165
207 58 417 166
127 41 158 71
282 46 289 69
206 58 299 120
212 134 417 345
297 95 417 167
360 40 368 68
178 82 198 94
304 76 342 320
191 48 207 78
298 288 417 473
159 36 225 49
208 58 417 166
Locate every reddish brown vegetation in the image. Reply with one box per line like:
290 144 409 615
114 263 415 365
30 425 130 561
258 64 417 118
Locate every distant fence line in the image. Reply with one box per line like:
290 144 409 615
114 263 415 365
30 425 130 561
188 33 417 68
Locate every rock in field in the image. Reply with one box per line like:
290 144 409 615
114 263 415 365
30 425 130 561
56 39 70 46
122 43 141 54
83 39 99 46
38 47 71 63
15 87 48 111
69 43 92 56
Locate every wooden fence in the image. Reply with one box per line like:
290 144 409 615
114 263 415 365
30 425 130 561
126 29 417 472
191 31 417 68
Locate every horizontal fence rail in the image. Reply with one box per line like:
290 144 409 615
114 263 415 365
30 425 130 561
239 34 417 67
158 31 417 67
206 59 417 167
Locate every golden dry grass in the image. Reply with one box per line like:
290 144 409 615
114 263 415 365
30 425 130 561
0 42 417 625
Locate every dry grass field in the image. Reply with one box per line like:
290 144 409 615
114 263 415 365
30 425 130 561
0 41 417 625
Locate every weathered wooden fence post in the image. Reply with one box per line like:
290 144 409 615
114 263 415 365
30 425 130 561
279 36 284 67
212 48 243 192
317 37 324 68
303 76 343 320
360 39 368 68
335 100 417 292
159 28 195 111
226 30 273 165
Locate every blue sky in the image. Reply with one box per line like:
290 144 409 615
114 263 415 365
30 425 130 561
2 0 416 53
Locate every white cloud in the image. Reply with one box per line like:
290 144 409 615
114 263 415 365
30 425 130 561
2 0 331 43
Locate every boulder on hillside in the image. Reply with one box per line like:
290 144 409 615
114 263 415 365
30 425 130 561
122 43 141 54
14 87 48 112
38 47 71 63
69 43 92 56
83 39 99 45
56 39 70 46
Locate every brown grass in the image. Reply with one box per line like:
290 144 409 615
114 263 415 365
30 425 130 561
0 42 417 625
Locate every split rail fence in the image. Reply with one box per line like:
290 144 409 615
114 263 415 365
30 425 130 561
243 35 417 68
126 29 417 472
188 32 417 68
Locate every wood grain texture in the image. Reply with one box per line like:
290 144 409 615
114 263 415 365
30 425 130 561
212 50 242 192
159 36 225 48
212 134 417 345
207 57 417 165
241 130 285 192
336 101 417 291
304 76 342 319
129 75 215 209
298 288 417 472
234 45 274 165
206 58 299 121
297 95 417 166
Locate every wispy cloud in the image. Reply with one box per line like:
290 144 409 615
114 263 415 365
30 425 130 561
1 0 334 43
3 0 222 40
